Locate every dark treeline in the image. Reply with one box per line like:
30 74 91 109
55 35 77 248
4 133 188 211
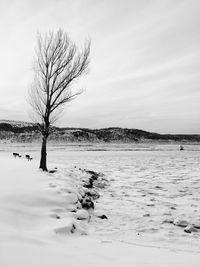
0 122 199 143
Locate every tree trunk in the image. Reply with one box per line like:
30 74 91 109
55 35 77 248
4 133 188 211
39 135 48 171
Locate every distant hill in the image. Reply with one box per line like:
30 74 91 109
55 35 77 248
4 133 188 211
0 120 199 143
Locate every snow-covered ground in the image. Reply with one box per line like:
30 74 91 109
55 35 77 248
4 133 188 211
0 143 200 266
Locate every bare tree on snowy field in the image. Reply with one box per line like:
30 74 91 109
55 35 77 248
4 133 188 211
29 29 90 171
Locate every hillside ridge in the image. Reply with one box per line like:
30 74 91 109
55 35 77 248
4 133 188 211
0 120 199 143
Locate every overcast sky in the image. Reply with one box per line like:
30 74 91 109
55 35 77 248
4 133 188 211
0 0 199 133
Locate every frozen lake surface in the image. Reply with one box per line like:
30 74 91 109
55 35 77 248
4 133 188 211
1 143 200 252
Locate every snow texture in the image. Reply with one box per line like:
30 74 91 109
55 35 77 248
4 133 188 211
0 144 200 266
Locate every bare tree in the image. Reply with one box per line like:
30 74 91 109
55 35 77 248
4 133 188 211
29 29 90 171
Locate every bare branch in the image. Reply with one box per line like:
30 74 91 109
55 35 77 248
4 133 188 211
29 29 91 135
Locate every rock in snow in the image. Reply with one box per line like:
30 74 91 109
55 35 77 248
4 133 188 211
94 210 108 219
81 197 95 209
97 214 108 219
173 219 189 228
76 210 89 220
184 225 199 234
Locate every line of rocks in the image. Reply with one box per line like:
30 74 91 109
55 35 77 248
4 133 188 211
78 168 109 218
163 218 200 234
53 167 109 235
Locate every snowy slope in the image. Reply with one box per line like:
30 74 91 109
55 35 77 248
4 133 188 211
0 154 200 266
